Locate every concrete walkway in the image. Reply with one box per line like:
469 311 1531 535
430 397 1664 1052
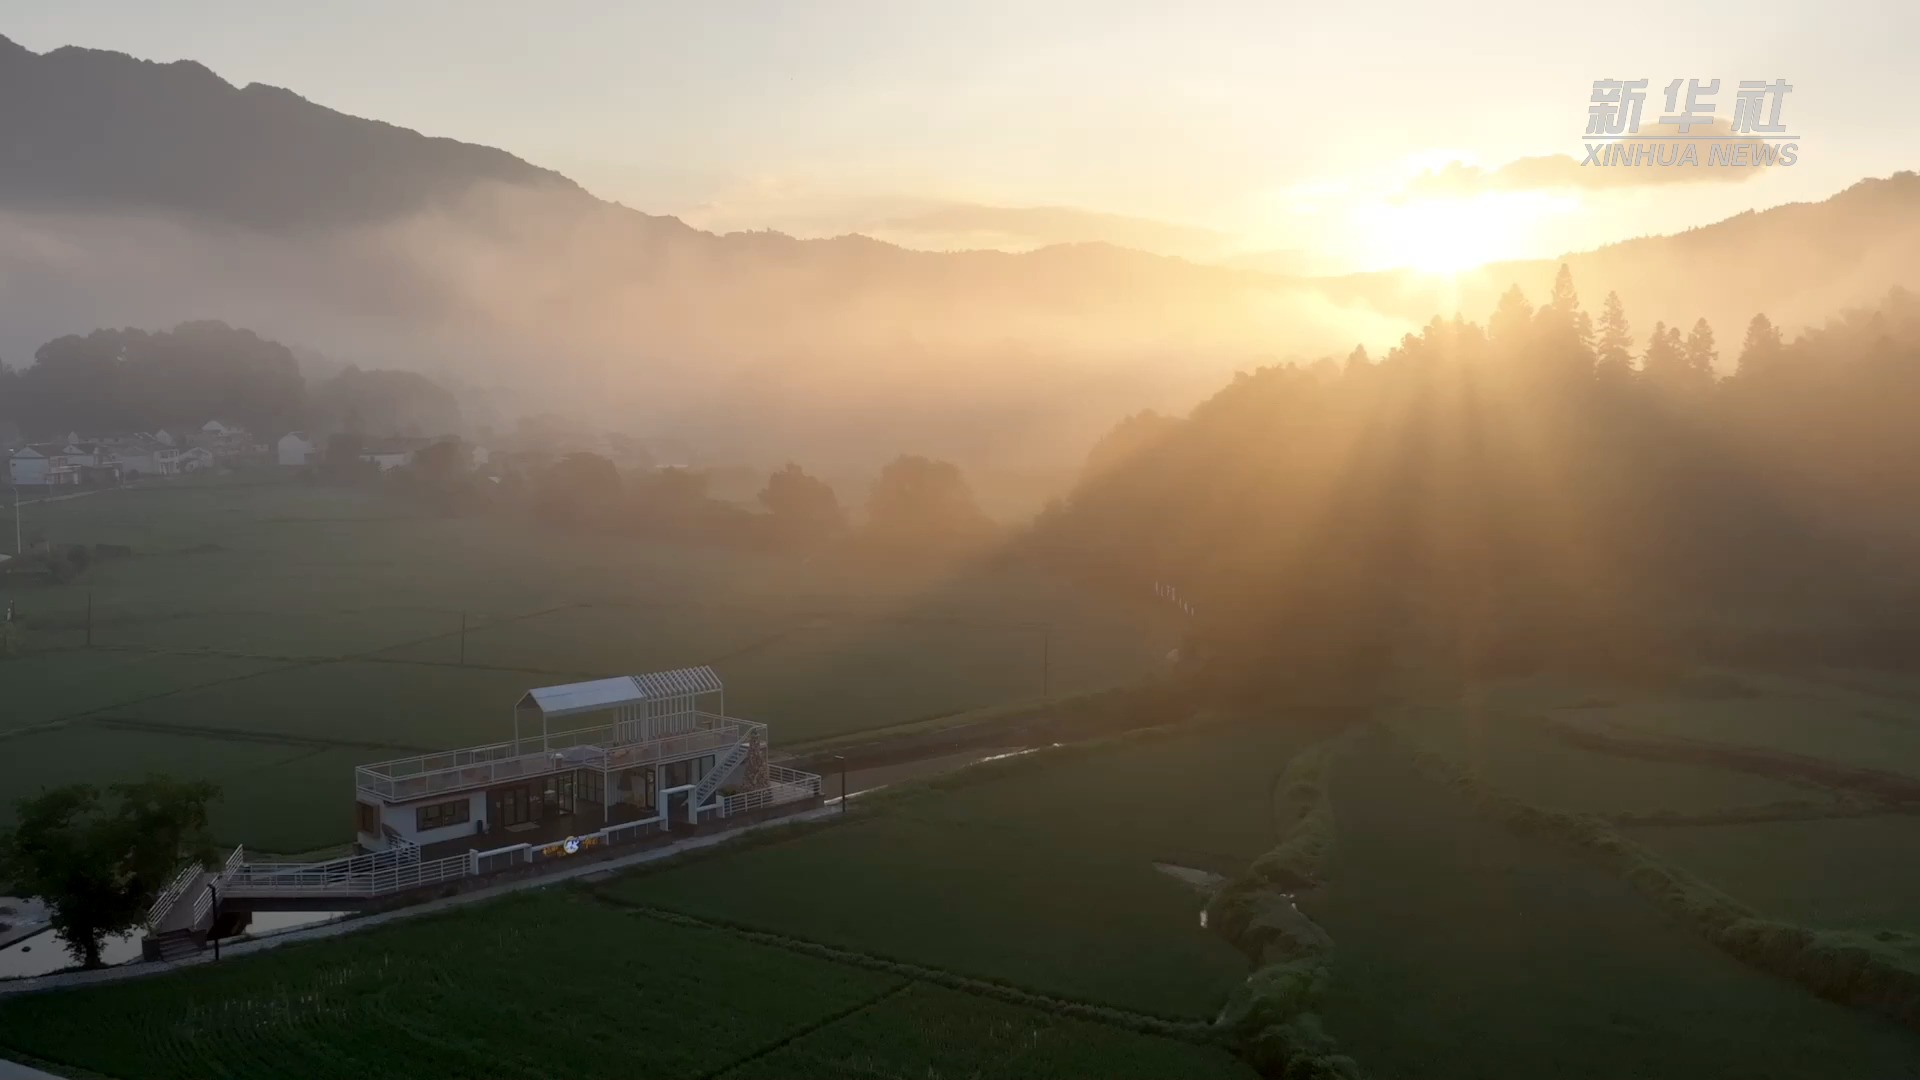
0 805 837 999
0 1057 64 1080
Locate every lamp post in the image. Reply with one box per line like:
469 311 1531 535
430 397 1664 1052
207 880 221 961
835 754 847 814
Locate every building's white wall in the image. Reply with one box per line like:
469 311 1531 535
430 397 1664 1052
277 436 314 467
378 791 487 847
8 454 47 485
363 452 413 472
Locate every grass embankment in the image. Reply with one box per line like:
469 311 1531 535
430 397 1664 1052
1315 736 1920 1079
1203 731 1364 1079
1398 728 1920 1032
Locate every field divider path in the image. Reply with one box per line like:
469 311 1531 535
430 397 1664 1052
1543 712 1920 806
0 602 585 746
694 978 918 1080
33 643 612 683
597 900 1222 1044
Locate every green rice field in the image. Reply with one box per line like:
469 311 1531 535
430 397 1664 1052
0 890 1250 1079
1386 702 1826 817
1311 741 1920 1080
0 482 1179 851
1628 814 1920 933
604 714 1323 1018
1475 670 1920 779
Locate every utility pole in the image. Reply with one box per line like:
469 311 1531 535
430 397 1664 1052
835 754 847 814
208 880 221 961
10 485 18 557
1041 623 1052 702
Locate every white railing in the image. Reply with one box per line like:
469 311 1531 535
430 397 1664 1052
472 843 531 876
146 862 200 928
221 844 245 877
356 714 766 803
368 852 471 895
599 816 664 845
721 767 822 817
224 848 470 898
189 885 213 930
223 771 812 900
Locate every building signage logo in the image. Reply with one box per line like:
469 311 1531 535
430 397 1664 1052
539 834 599 858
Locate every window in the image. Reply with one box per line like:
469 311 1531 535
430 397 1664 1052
664 759 691 787
549 773 575 814
416 799 471 832
356 801 380 836
580 770 605 804
693 754 715 782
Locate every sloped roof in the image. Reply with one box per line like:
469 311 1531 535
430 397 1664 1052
516 666 723 719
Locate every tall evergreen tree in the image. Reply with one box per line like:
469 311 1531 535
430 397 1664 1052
1736 313 1785 379
1643 320 1682 392
1684 318 1719 384
1489 286 1535 353
1595 292 1635 383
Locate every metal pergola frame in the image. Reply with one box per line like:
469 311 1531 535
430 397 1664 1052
510 666 725 755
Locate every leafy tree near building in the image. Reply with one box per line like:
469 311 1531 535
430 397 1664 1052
0 777 219 969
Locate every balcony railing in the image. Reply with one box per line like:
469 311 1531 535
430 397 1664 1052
356 713 763 803
720 766 822 817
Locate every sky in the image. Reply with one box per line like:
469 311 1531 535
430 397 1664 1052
5 0 1917 272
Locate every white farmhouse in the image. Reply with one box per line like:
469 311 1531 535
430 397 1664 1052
7 446 81 487
277 431 317 467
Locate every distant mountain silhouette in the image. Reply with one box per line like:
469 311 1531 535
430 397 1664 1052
1 31 1915 471
0 32 588 228
1314 172 1920 353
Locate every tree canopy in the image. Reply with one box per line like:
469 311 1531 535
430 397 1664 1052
1031 270 1920 695
0 777 218 969
0 322 459 442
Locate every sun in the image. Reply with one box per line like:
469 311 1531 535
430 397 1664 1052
1362 194 1533 275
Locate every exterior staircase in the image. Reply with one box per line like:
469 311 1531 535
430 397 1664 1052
141 867 216 962
691 740 751 816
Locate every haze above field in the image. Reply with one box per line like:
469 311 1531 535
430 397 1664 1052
3 4 1920 482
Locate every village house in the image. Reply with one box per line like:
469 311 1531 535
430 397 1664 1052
6 445 82 487
112 437 186 477
277 431 317 467
358 436 430 472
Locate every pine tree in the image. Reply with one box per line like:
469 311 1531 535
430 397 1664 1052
1489 286 1535 351
1595 292 1635 382
1736 313 1785 379
1684 318 1719 382
1345 344 1371 372
1548 263 1579 315
1533 265 1595 380
1642 320 1681 389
